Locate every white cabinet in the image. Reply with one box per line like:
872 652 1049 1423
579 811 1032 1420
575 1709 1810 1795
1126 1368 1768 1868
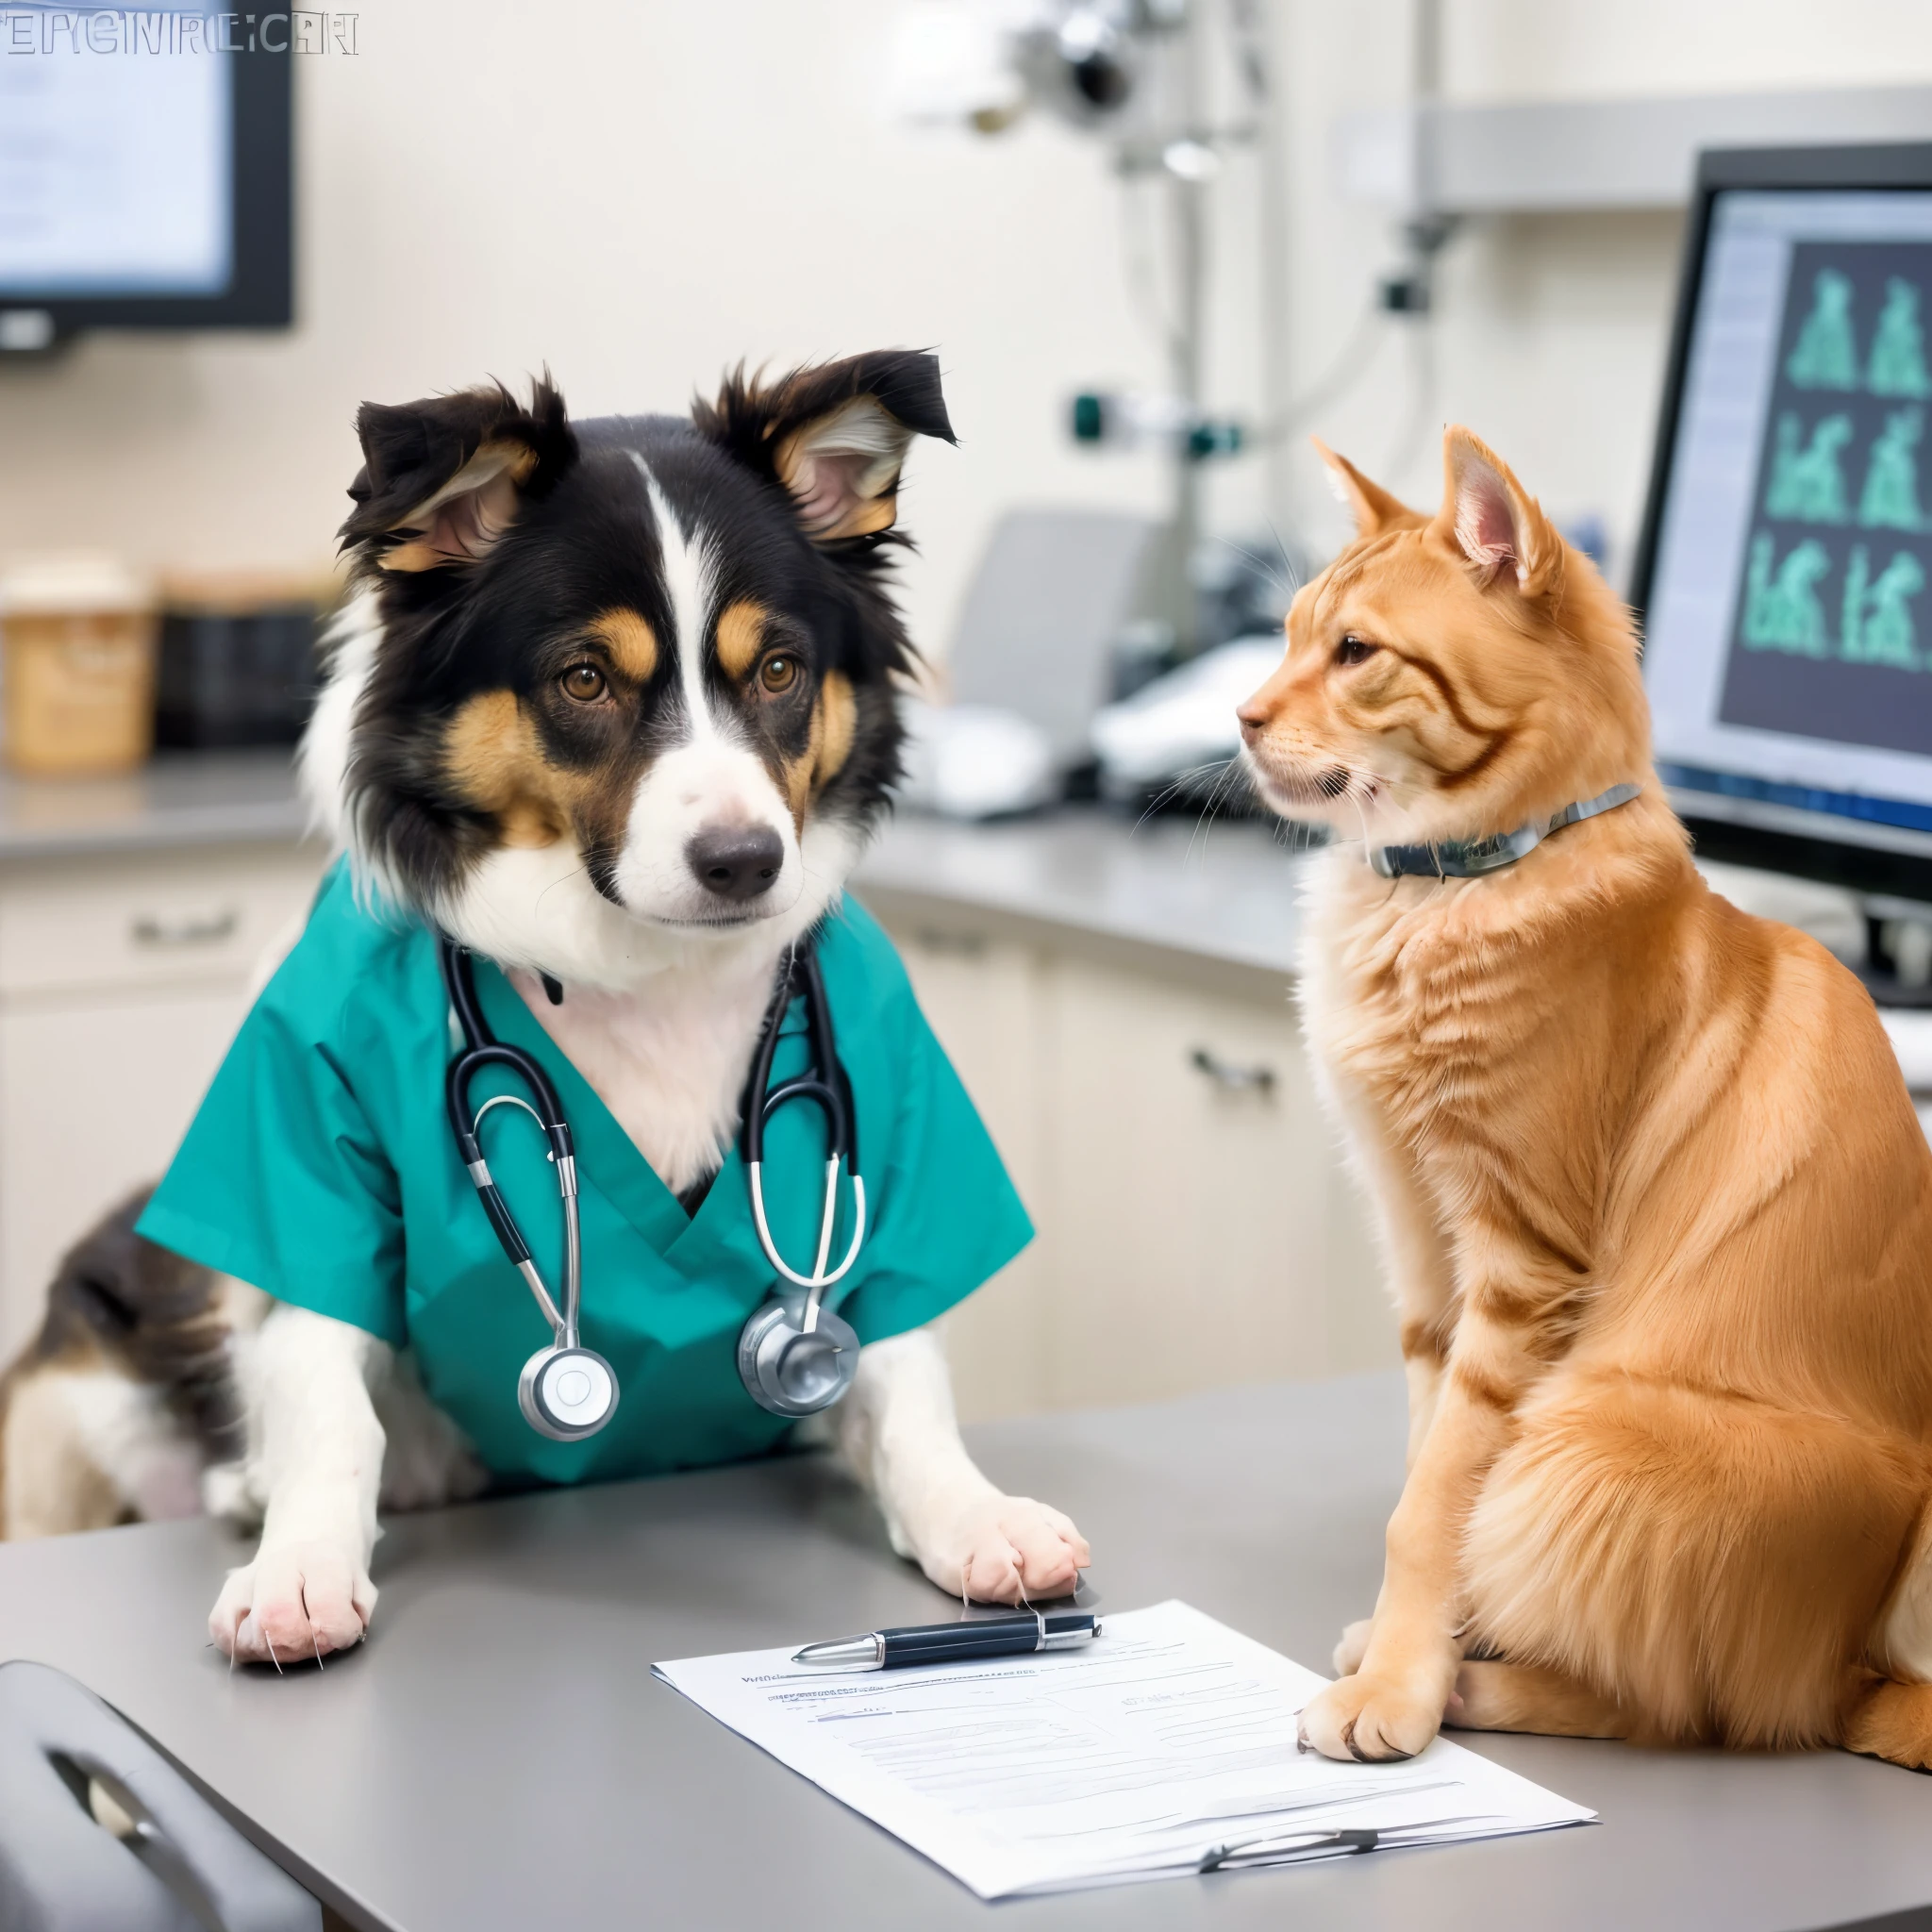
880 913 1394 1422
0 841 325 1358
888 928 1056 1418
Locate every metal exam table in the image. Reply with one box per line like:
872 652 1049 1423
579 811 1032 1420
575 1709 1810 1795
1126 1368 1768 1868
1 1373 1930 1932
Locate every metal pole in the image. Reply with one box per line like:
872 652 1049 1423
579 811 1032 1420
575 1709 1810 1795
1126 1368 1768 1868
1412 0 1441 100
1169 1 1208 651
1254 0 1294 556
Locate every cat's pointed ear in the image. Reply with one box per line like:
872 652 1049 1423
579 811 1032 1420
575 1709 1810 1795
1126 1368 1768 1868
1312 438 1418 540
340 376 575 574
696 351 956 544
1431 425 1564 597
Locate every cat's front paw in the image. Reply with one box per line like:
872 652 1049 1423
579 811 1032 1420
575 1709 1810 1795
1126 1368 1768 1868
917 1493 1091 1603
209 1541 375 1666
1298 1669 1444 1762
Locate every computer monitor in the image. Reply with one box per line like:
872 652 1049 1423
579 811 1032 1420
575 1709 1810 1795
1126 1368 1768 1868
1631 143 1932 906
0 22 291 350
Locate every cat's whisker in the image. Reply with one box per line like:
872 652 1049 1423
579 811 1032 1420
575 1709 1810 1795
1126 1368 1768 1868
1139 759 1240 833
1189 772 1232 858
1263 520 1304 599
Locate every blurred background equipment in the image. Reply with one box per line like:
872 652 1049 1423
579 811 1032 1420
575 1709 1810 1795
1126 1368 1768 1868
0 555 158 776
924 504 1298 811
884 0 1447 796
898 700 1061 821
0 16 292 355
890 0 1279 658
946 508 1164 757
1089 634 1283 803
154 574 325 750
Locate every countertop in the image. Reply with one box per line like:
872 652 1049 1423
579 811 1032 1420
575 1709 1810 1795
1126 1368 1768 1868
853 808 1308 982
4 1374 1930 1932
0 749 311 860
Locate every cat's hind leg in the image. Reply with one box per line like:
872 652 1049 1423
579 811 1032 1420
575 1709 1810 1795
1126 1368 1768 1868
1446 1659 1630 1740
1850 1494 1932 1771
1842 1680 1932 1772
1462 1366 1922 1750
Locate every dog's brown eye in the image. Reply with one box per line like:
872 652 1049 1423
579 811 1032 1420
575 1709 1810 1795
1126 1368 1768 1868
759 653 800 694
559 663 607 703
1335 634 1377 667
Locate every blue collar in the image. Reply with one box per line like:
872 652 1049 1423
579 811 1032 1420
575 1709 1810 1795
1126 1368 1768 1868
1369 782 1642 881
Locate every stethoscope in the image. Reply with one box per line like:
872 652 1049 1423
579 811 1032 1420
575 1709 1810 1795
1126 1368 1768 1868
440 938 867 1441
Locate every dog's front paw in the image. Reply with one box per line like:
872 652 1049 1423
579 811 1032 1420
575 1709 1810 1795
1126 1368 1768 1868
917 1492 1091 1604
1298 1670 1444 1763
209 1541 375 1666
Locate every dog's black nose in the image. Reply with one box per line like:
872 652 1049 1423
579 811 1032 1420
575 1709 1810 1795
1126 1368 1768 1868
687 824 784 902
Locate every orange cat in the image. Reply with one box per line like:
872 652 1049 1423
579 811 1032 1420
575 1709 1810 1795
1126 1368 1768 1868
1237 426 1932 1768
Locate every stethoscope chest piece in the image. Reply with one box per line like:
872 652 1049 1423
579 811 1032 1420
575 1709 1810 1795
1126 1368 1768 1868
520 1344 620 1441
737 1297 860 1418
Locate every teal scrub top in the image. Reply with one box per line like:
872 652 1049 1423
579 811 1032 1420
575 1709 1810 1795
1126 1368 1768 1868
137 862 1031 1488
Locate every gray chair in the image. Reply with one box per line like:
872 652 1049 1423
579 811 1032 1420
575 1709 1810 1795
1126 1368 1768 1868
0 1659 319 1932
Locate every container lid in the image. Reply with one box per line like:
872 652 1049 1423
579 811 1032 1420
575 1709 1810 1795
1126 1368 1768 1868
0 554 154 617
159 567 335 617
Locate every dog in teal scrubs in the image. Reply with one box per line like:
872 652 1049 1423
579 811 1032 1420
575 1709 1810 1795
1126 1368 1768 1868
135 354 1089 1663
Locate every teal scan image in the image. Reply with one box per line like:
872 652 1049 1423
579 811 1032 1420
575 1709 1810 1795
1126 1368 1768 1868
1722 242 1932 756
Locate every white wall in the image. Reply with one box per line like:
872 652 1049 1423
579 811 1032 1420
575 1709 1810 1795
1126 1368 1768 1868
7 0 1932 645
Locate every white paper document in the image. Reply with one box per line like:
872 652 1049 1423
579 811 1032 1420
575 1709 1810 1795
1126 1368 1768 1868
653 1599 1595 1899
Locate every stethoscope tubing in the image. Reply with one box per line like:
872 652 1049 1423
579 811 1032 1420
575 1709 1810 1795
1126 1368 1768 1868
441 933 866 1359
740 943 865 1314
440 943 583 1350
748 1158 867 1320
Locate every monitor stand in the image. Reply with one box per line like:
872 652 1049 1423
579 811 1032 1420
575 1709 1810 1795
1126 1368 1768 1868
1862 904 1932 1008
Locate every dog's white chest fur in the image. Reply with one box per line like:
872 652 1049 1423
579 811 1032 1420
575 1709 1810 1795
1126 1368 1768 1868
505 956 780 1197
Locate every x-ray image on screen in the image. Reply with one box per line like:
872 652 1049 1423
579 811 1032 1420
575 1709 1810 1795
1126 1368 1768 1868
1719 241 1932 759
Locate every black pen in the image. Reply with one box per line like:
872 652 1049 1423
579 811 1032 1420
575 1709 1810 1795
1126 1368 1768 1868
792 1609 1101 1671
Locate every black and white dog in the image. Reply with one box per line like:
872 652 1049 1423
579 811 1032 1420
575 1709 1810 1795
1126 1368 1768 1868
0 353 1089 1663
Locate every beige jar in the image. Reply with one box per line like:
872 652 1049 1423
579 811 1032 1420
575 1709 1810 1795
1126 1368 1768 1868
0 556 158 776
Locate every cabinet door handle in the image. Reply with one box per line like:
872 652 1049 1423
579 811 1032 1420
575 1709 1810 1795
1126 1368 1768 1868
1190 1047 1276 1095
130 909 240 948
914 927 988 959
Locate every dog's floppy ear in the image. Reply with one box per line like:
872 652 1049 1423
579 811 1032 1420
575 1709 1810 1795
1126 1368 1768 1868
696 351 956 543
340 377 576 573
1430 425 1564 597
1311 438 1418 541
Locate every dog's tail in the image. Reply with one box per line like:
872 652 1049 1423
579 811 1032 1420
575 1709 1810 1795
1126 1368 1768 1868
0 1191 251 1539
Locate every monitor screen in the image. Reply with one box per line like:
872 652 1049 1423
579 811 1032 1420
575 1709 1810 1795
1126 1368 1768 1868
1642 180 1932 873
0 22 287 344
0 32 232 298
